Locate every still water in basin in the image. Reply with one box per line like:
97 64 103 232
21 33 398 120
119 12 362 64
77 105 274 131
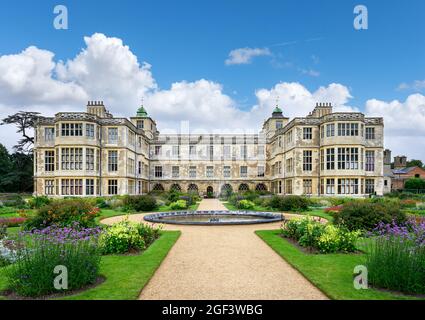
144 211 283 225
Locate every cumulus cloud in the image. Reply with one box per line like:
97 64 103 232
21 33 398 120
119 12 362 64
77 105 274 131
0 32 424 160
225 47 271 65
300 68 320 77
56 33 157 116
253 82 355 119
0 46 87 106
365 94 425 159
397 80 425 91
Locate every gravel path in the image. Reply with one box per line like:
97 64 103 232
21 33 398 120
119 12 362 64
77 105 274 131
102 199 328 300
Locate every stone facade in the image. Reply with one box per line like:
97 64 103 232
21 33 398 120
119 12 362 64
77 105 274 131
33 101 385 197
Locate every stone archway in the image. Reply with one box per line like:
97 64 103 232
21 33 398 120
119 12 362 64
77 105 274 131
187 183 199 194
170 184 181 192
221 183 233 197
152 183 165 192
255 183 267 192
206 186 214 198
238 183 250 193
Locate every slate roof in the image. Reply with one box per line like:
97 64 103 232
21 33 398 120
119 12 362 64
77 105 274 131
392 167 418 174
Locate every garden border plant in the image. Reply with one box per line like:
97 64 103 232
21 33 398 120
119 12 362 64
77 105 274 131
256 230 421 300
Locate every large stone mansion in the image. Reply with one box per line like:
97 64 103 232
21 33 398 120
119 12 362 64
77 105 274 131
33 101 385 197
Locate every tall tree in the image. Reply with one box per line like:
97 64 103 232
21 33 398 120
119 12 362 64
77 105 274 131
8 152 34 192
406 159 424 168
1 111 40 153
0 144 14 192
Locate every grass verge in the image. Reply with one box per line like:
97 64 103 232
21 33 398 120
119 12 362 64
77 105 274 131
0 230 180 300
256 229 419 300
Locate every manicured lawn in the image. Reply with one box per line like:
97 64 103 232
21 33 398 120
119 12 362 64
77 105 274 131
0 230 180 300
96 202 200 224
223 202 278 212
223 202 333 222
0 207 35 218
256 230 420 300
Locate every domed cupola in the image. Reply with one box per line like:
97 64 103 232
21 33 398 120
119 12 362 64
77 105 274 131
136 105 148 117
271 97 284 118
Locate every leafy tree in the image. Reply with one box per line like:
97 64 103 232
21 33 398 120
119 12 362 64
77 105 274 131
0 144 14 192
0 143 33 193
1 111 40 153
406 159 424 168
404 177 425 190
9 152 34 192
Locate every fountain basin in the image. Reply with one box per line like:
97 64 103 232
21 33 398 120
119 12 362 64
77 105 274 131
143 210 284 225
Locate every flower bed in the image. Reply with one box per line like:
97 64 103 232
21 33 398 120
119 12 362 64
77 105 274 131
0 217 27 227
100 218 161 255
281 216 360 254
5 224 103 297
366 218 425 295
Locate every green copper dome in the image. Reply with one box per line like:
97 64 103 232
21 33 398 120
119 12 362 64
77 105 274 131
273 106 282 114
137 105 148 117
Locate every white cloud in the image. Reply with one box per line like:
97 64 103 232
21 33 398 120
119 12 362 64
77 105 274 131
225 47 271 65
397 80 425 91
365 94 425 159
300 68 320 77
253 82 355 119
0 33 424 160
56 33 157 116
0 46 87 106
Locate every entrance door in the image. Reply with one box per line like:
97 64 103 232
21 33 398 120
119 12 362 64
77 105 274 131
206 186 214 198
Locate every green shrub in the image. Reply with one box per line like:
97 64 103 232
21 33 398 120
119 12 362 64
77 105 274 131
136 223 161 247
167 190 181 203
281 217 360 253
3 195 27 209
169 200 187 210
27 196 51 209
23 199 99 230
0 225 6 239
228 193 244 206
100 219 160 254
179 193 200 206
237 199 255 210
241 191 259 201
404 177 425 190
95 197 110 209
7 226 102 297
268 195 310 212
333 201 407 231
122 195 157 212
317 225 360 253
326 197 361 206
253 197 265 206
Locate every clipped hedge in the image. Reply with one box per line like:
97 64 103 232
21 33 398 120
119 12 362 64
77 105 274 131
333 201 406 231
268 195 310 212
122 195 157 212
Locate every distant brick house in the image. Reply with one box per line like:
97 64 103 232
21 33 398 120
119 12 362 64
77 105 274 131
391 166 425 191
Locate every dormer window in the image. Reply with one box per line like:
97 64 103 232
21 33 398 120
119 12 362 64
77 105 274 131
276 121 283 129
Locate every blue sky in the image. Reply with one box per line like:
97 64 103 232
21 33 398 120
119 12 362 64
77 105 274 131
0 0 424 109
0 0 425 159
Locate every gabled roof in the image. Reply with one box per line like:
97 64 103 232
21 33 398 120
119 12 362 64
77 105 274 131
392 166 419 174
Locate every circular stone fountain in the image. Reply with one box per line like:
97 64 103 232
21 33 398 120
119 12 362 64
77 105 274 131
143 210 284 225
